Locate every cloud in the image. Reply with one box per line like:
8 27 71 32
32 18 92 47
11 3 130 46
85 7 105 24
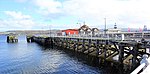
0 11 37 30
3 0 150 31
34 0 62 15
64 0 150 27
5 11 31 20
14 0 29 3
33 0 150 29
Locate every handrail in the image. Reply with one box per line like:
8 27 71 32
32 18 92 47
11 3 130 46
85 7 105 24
131 54 149 74
131 63 146 74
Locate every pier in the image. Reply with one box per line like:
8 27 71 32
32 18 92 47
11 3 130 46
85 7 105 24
28 35 150 73
7 35 18 43
26 35 34 43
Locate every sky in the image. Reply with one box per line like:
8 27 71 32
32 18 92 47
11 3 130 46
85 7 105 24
0 0 150 31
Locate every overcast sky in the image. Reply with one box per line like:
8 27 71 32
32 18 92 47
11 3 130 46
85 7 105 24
0 0 150 31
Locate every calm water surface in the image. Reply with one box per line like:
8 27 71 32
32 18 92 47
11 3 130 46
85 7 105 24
0 35 117 74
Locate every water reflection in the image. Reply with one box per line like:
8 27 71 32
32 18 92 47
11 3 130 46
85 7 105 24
0 35 117 74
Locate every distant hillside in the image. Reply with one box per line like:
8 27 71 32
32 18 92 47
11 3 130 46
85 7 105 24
1 28 149 35
5 30 61 35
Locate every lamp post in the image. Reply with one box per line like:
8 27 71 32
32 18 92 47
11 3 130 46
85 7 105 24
104 18 107 38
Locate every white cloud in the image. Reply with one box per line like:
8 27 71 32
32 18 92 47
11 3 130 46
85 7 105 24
15 0 28 3
34 0 62 15
63 0 150 28
0 11 37 30
33 0 150 29
5 11 31 20
6 0 150 30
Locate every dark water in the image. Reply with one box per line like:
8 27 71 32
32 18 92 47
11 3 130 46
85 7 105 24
0 35 118 74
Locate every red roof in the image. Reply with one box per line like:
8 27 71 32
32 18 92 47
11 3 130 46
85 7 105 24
62 29 79 35
62 29 78 32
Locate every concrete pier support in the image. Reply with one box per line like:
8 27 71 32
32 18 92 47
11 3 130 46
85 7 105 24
77 39 79 51
88 39 91 53
96 40 99 56
26 36 34 43
51 37 53 48
73 40 77 51
7 35 18 43
81 39 85 52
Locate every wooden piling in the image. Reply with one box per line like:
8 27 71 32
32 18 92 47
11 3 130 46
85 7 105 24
104 40 108 62
88 39 91 54
131 43 138 70
96 40 99 56
118 43 125 73
81 39 85 52
118 43 124 64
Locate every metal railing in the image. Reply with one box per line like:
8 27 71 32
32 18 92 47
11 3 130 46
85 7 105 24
131 54 149 74
131 63 146 74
